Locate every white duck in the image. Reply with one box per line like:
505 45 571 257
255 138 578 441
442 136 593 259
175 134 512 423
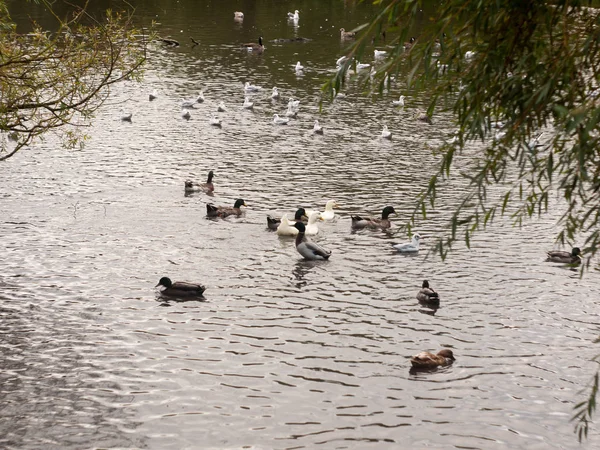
276 214 298 236
271 87 280 99
393 95 405 107
392 233 421 253
313 120 323 134
217 101 226 112
273 114 289 125
244 82 261 93
305 212 322 236
243 97 254 109
381 125 392 140
295 61 304 73
209 114 222 127
287 10 300 22
306 200 338 221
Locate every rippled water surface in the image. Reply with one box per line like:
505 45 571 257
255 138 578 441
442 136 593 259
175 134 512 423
2 1 599 448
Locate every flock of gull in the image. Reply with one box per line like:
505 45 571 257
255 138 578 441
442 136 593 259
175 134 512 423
151 9 582 371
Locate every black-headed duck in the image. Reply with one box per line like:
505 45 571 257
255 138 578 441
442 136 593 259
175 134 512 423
410 349 455 369
293 222 331 260
156 277 206 297
242 36 265 53
546 247 582 264
351 206 396 230
417 280 439 304
206 198 246 218
185 170 215 194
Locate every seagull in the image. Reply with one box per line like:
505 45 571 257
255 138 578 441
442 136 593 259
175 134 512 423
244 82 261 93
273 114 289 125
271 87 280 99
285 104 297 118
336 56 348 67
120 111 132 122
149 89 158 101
374 49 388 58
234 11 244 19
465 50 476 59
209 114 222 127
196 91 205 103
181 98 197 108
288 98 300 111
356 62 371 70
313 120 323 134
295 61 304 73
381 125 392 139
181 109 191 120
217 101 227 112
287 10 300 22
392 95 405 107
243 97 254 109
392 233 422 253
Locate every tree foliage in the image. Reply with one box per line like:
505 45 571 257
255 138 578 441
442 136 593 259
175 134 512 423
0 0 149 161
327 0 600 440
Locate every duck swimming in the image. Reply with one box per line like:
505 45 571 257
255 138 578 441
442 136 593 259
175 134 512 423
306 200 338 221
156 277 206 297
546 247 582 264
392 233 421 253
340 28 356 39
185 170 214 194
267 208 307 231
417 280 439 304
410 349 455 370
242 36 264 54
293 222 331 260
305 212 323 236
351 206 396 230
206 198 246 218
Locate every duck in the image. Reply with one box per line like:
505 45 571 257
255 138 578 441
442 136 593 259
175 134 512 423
410 349 455 370
546 247 582 264
234 11 244 19
287 10 300 22
156 277 206 298
243 97 254 109
206 198 246 218
403 36 416 50
185 170 214 194
340 28 356 39
381 125 392 140
293 222 331 260
268 208 308 231
306 200 338 221
392 233 421 253
417 280 439 304
392 95 405 107
275 212 308 236
242 36 264 53
374 49 387 58
305 212 323 236
351 206 396 230
416 110 432 124
295 61 304 73
217 101 226 112
313 120 323 134
149 89 158 101
271 87 280 99
244 82 261 93
209 114 222 127
273 114 289 125
181 109 191 120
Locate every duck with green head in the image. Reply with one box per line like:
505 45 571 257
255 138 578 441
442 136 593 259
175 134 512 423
417 280 439 305
206 198 246 218
351 206 396 230
546 247 582 264
293 222 331 260
156 277 206 297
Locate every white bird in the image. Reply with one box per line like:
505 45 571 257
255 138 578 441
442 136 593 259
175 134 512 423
287 10 300 22
242 97 254 109
276 214 299 236
336 56 348 67
306 200 338 221
217 101 226 112
465 50 476 59
381 125 392 140
332 88 346 99
120 111 132 121
273 114 289 125
181 109 191 120
295 61 304 73
234 11 244 19
285 104 297 118
313 120 323 134
374 49 388 58
181 98 197 108
196 91 205 103
271 87 280 99
209 114 222 127
305 212 322 236
288 98 300 111
392 95 405 107
244 82 261 93
356 62 371 70
149 89 158 101
392 233 421 253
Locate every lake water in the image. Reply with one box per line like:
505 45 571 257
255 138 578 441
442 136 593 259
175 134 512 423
1 1 599 448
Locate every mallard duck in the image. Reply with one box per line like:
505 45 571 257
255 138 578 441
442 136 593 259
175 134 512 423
185 170 214 194
287 10 300 22
244 82 261 93
267 208 307 231
305 212 323 236
242 36 264 53
295 61 304 73
417 280 439 304
410 349 455 369
273 114 289 125
156 277 206 297
392 95 405 107
217 101 226 112
209 114 222 127
313 120 323 134
293 222 331 260
340 28 356 39
546 247 582 264
392 233 421 253
206 198 246 218
271 87 280 99
306 200 338 221
351 206 396 230
404 37 416 50
381 125 392 140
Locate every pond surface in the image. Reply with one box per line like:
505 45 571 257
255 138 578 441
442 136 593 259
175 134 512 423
1 1 599 449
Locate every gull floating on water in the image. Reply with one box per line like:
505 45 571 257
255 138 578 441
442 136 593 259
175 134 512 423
313 120 323 134
217 101 227 112
392 95 405 107
243 97 254 109
273 114 289 125
295 61 304 73
381 125 392 139
288 98 300 111
374 49 388 58
234 11 244 19
181 109 191 120
356 62 371 70
209 114 222 127
244 82 261 93
392 233 421 253
287 10 300 22
271 87 280 99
